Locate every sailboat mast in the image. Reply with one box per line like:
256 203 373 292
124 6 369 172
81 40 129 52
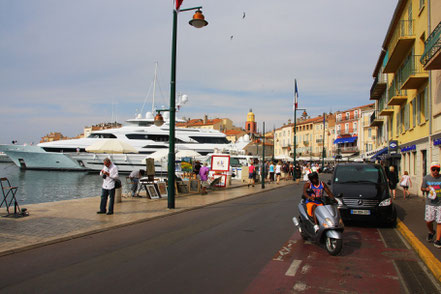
152 62 158 113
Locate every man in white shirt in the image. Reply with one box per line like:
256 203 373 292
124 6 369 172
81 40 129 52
98 158 119 215
129 169 145 197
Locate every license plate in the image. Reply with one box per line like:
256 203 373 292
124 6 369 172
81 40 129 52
351 209 371 215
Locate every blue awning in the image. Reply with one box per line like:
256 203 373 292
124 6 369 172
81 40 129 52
333 137 357 144
370 147 388 161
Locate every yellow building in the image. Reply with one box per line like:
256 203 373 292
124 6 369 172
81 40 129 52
421 1 441 165
274 121 293 159
371 0 430 195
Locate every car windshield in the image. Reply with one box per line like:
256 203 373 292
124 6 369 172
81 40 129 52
334 165 384 184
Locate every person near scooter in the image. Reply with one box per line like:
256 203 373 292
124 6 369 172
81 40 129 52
303 172 336 232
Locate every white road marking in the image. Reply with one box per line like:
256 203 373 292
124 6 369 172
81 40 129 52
285 259 302 277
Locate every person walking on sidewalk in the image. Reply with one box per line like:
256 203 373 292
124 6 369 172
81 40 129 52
399 171 412 200
421 162 441 248
387 166 398 199
98 158 119 215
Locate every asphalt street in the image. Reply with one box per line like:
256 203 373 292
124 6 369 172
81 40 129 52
0 180 439 293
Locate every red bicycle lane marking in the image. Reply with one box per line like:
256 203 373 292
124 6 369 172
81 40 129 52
244 227 404 294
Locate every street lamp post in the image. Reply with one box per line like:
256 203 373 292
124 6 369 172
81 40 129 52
167 6 208 209
261 122 265 189
293 108 306 182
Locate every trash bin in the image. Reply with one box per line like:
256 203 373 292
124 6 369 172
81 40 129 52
115 187 122 203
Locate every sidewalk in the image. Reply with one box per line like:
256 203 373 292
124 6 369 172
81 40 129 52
0 179 295 257
394 192 441 281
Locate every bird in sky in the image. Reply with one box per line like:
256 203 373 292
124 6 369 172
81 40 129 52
230 35 234 40
243 12 246 19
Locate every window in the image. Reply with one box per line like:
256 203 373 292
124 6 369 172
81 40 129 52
354 110 358 119
419 0 424 10
353 122 357 133
412 99 416 128
88 133 117 138
345 123 349 133
189 136 230 144
368 128 372 138
424 89 429 121
337 114 342 121
405 103 410 130
346 112 350 120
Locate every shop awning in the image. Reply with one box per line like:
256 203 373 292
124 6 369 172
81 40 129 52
370 147 388 161
333 137 357 144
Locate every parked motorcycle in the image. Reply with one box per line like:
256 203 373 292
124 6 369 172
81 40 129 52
292 191 345 256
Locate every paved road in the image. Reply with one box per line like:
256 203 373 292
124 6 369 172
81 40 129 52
0 182 439 293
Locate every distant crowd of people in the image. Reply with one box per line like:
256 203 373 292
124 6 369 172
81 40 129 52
247 160 334 188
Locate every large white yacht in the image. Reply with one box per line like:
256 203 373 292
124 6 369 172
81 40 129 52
0 113 249 172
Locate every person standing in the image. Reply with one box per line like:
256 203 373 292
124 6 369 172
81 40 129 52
129 169 145 197
388 166 398 199
399 171 412 199
269 162 275 183
248 162 255 188
199 162 210 195
194 161 201 179
275 161 282 184
98 158 119 215
421 162 441 248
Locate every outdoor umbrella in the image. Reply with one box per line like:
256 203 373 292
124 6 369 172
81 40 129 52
85 139 137 154
175 150 201 159
142 149 170 163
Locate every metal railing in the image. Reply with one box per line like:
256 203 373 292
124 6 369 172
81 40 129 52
388 76 406 100
401 55 425 82
421 21 441 66
370 71 388 98
389 19 414 54
338 146 359 153
370 111 377 125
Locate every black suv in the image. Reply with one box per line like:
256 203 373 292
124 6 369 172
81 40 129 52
329 162 397 226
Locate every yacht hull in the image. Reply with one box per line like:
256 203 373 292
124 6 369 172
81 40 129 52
0 145 86 171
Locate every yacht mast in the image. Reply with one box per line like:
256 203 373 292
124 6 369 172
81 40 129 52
152 62 158 113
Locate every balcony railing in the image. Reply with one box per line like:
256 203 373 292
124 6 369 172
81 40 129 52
387 76 407 105
337 130 357 136
401 55 428 89
370 72 387 100
370 110 384 127
384 19 415 73
421 21 441 70
337 146 359 153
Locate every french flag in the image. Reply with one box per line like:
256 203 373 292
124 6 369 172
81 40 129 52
294 79 299 110
175 0 184 10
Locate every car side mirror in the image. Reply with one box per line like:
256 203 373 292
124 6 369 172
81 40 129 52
337 193 343 197
327 180 332 186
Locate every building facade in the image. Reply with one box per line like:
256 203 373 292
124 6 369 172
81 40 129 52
370 0 431 196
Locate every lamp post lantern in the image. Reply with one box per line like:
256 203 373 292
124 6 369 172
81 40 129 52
167 5 208 209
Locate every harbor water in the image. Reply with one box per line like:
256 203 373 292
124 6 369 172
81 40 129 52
0 162 124 205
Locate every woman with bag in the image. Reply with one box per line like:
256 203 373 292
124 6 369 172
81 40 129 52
399 171 412 199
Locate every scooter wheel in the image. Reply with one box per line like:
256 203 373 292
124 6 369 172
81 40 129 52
325 237 342 256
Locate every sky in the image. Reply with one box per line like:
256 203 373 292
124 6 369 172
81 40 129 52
0 0 398 144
